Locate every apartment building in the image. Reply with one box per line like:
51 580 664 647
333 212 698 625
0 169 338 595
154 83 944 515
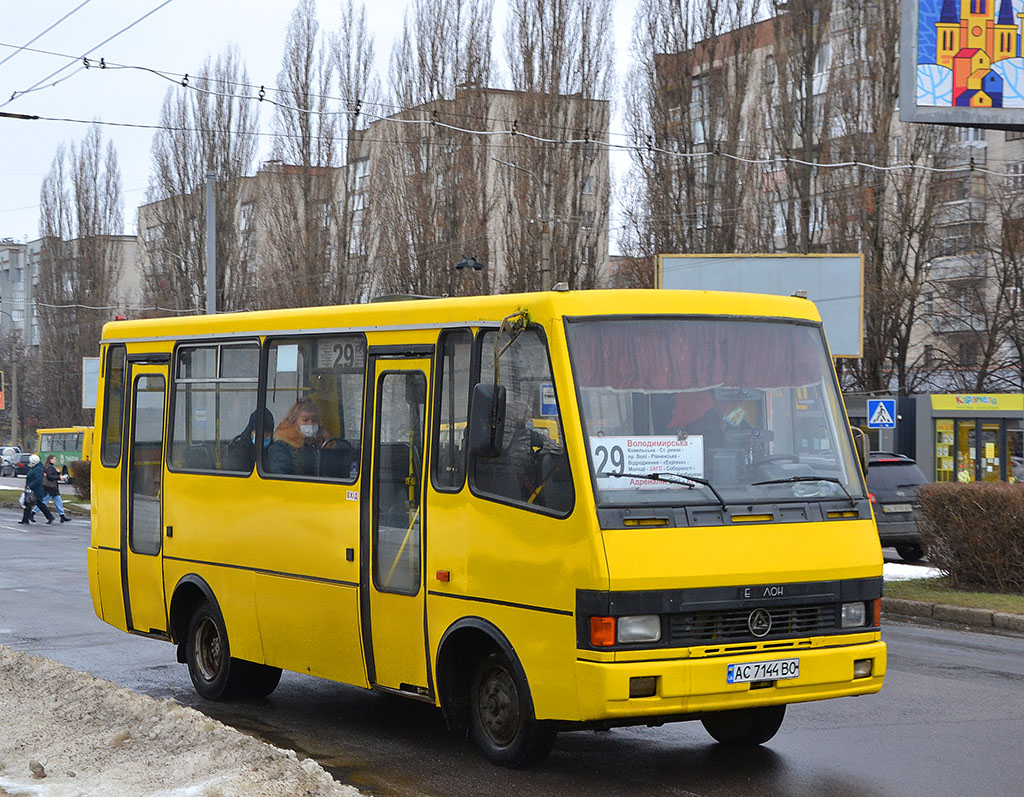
137 87 610 308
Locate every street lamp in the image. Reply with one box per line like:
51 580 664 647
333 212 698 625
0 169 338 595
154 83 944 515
454 255 485 271
492 157 553 291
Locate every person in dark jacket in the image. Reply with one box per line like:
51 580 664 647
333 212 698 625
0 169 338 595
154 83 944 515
267 399 326 476
19 454 55 525
34 454 69 523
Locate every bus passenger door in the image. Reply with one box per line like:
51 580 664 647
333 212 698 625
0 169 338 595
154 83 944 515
122 363 168 636
364 357 430 694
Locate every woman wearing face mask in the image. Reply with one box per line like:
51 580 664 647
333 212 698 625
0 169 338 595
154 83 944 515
268 398 326 476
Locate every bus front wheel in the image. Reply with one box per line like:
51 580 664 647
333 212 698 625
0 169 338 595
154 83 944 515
468 651 556 768
185 599 239 701
701 705 786 746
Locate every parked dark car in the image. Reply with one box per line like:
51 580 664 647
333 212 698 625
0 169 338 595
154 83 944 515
867 452 929 562
11 453 33 478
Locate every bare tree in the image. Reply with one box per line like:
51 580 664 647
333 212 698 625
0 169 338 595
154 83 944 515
143 47 259 314
620 0 764 269
370 0 495 298
332 0 381 303
259 0 343 309
36 124 124 425
501 0 613 290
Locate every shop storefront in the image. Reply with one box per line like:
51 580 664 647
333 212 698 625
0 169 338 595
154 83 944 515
844 393 1024 483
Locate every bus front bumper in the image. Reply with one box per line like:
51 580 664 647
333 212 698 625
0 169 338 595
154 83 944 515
573 639 886 722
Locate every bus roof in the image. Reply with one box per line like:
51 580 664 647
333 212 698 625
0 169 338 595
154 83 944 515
100 289 823 344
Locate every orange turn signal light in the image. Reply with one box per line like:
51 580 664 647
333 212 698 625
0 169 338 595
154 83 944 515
590 616 616 647
872 598 882 626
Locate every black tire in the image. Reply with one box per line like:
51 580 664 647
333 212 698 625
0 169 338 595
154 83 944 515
233 660 283 698
469 651 556 768
895 543 924 562
701 705 786 746
185 599 241 700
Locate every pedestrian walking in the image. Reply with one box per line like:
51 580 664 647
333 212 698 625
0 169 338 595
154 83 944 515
35 454 69 523
19 454 54 525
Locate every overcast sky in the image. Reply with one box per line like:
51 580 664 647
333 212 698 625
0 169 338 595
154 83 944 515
0 0 638 245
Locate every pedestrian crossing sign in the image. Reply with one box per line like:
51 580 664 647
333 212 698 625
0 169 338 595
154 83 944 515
867 399 896 429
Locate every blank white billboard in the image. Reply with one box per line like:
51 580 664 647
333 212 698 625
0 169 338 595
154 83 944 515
657 254 863 358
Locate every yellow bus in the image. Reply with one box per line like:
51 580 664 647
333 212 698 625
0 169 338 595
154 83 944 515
37 426 94 470
88 289 885 767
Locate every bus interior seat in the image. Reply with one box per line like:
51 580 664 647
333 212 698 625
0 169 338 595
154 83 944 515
319 439 356 479
183 444 215 470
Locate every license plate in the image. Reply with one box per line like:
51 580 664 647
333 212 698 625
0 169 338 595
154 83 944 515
727 658 800 684
882 503 913 513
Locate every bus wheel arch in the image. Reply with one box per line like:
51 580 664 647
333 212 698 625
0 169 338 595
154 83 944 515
169 575 217 654
435 618 555 768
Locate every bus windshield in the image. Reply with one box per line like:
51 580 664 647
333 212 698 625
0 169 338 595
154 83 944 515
565 316 864 508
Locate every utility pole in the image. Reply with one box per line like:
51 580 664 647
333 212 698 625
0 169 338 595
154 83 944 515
492 158 553 290
205 170 217 315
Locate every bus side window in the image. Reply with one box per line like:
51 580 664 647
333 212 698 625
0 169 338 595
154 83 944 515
262 335 365 482
432 329 473 491
100 344 127 467
169 342 260 474
470 329 574 515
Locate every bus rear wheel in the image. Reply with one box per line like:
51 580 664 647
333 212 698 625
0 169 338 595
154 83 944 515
701 705 786 746
234 660 283 698
185 599 240 701
468 651 556 768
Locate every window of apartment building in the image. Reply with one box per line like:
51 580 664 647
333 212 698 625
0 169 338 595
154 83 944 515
583 141 597 161
933 173 972 203
12 309 24 322
814 40 831 76
582 176 595 195
353 157 369 186
928 222 985 259
239 202 254 232
1005 163 1024 192
582 210 595 229
318 202 332 229
1006 130 1024 142
923 344 935 367
955 335 981 367
923 291 934 317
956 126 985 144
348 222 361 256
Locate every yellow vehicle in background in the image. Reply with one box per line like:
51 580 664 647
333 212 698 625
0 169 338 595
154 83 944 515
87 289 885 767
36 426 94 471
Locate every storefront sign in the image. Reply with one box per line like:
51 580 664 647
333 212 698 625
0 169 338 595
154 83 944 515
930 394 1024 412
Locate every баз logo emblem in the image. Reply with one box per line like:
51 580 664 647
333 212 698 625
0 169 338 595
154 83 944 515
748 608 772 637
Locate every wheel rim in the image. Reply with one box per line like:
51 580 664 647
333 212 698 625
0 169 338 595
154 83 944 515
476 664 520 747
192 616 223 682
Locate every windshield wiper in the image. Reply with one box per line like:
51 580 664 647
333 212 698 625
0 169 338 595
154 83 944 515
751 476 857 507
609 471 728 510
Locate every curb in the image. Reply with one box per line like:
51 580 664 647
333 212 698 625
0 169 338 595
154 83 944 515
882 597 1024 635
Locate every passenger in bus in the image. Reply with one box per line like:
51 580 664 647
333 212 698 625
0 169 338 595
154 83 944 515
267 399 327 476
226 408 274 471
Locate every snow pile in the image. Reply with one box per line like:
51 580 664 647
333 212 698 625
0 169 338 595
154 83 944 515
0 646 359 796
883 562 943 581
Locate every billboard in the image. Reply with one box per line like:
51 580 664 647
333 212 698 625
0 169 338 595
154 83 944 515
657 254 863 358
900 0 1024 128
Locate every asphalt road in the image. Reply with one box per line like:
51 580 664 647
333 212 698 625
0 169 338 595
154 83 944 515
1 496 1021 796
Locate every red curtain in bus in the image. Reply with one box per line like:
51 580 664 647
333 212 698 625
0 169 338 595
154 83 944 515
568 319 822 391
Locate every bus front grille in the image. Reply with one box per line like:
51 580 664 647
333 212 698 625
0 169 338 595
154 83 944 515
669 604 837 644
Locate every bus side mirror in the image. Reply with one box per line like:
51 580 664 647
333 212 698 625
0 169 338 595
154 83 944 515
469 383 506 458
850 426 869 475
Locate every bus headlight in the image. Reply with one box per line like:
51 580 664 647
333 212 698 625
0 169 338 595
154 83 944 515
841 601 867 628
617 615 661 643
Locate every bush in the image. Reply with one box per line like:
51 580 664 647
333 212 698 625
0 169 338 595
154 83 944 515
68 460 91 501
918 482 1024 594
